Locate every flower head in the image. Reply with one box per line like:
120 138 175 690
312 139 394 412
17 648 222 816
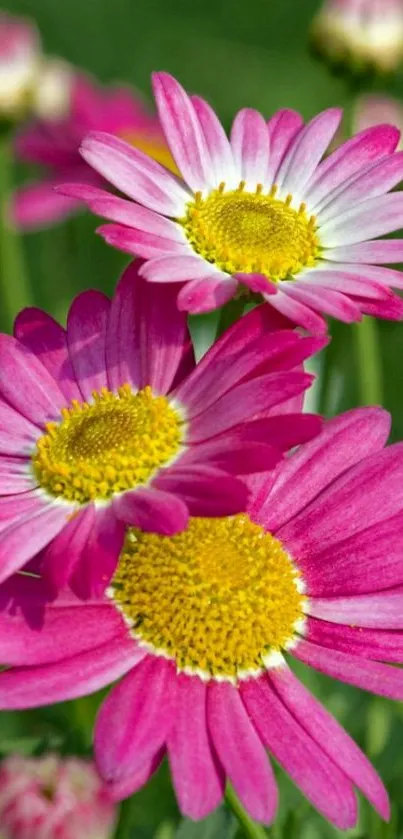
59 72 403 334
0 12 40 122
0 754 116 839
0 408 402 829
0 261 322 596
311 0 403 74
12 71 177 230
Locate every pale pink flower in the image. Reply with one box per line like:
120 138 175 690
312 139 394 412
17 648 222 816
0 754 116 839
0 12 40 120
59 72 403 333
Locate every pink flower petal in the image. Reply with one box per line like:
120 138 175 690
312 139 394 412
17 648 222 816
270 665 389 820
14 308 81 403
0 636 143 709
324 240 403 264
266 108 304 184
95 657 176 785
0 335 67 426
235 272 277 295
11 180 82 231
254 407 390 533
168 674 225 820
0 490 49 534
177 276 237 313
105 751 164 802
320 193 403 248
278 443 403 559
283 282 362 323
294 639 403 701
70 506 125 599
139 254 219 283
190 95 236 187
298 266 395 299
307 617 403 663
0 400 40 456
180 439 281 475
208 681 278 824
80 131 189 215
41 505 96 591
309 592 403 629
97 223 185 259
306 125 400 208
0 501 72 584
316 152 403 224
277 108 342 196
152 72 210 193
0 455 36 494
304 511 403 597
266 288 328 335
154 466 248 518
67 290 110 401
354 294 403 321
230 108 271 185
187 371 313 441
106 261 191 394
113 487 189 535
241 675 357 830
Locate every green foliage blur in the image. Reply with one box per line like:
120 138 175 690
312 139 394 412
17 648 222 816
2 0 403 837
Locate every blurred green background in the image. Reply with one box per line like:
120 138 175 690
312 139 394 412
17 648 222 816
2 0 403 837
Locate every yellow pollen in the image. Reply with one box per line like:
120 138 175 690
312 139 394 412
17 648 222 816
119 130 179 176
179 183 320 282
110 515 305 681
32 384 183 504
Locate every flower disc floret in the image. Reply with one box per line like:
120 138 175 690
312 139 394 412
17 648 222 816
32 384 183 504
181 184 319 281
110 514 305 680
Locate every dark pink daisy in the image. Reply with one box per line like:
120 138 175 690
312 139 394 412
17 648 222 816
0 260 321 597
12 71 177 230
0 407 402 829
59 72 403 334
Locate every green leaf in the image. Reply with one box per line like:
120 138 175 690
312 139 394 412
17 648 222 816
176 808 237 839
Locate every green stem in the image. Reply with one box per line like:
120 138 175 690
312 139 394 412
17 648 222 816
354 316 383 406
225 786 268 839
216 296 248 339
114 797 135 839
0 134 32 331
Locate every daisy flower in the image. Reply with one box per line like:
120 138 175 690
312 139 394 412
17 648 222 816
0 754 116 839
59 72 403 334
0 260 321 597
11 71 177 230
0 407 402 829
311 0 403 75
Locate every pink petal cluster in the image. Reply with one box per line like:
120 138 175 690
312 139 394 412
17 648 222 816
0 408 402 829
12 71 174 230
0 260 322 597
0 754 116 839
59 72 403 333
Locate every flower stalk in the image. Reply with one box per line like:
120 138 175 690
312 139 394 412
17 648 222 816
0 132 31 331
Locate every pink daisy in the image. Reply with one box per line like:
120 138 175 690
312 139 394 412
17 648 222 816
0 407 402 829
0 755 116 839
11 71 177 230
59 72 403 334
0 260 321 597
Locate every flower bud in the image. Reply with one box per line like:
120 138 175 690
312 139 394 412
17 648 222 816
31 57 74 120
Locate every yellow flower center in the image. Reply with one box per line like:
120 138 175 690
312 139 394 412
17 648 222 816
120 130 179 175
32 384 184 504
110 515 306 681
180 183 319 282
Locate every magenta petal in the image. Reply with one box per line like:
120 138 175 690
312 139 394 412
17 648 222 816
0 490 50 534
267 289 328 335
266 109 304 184
317 152 403 223
105 750 164 802
11 180 82 231
180 439 281 475
70 506 125 599
307 617 403 663
284 283 362 324
270 666 389 820
95 657 175 784
0 334 67 426
106 261 191 394
260 407 390 533
324 239 403 265
0 599 124 666
230 108 271 185
294 639 403 700
152 72 210 193
114 487 189 535
0 400 39 456
235 273 277 295
208 681 278 824
14 308 81 403
154 466 248 517
177 276 237 314
309 592 403 629
67 290 110 401
241 676 357 830
190 96 236 187
321 193 403 248
0 502 72 584
277 108 342 195
41 505 96 591
0 455 36 494
0 636 144 709
97 222 185 259
168 674 225 820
